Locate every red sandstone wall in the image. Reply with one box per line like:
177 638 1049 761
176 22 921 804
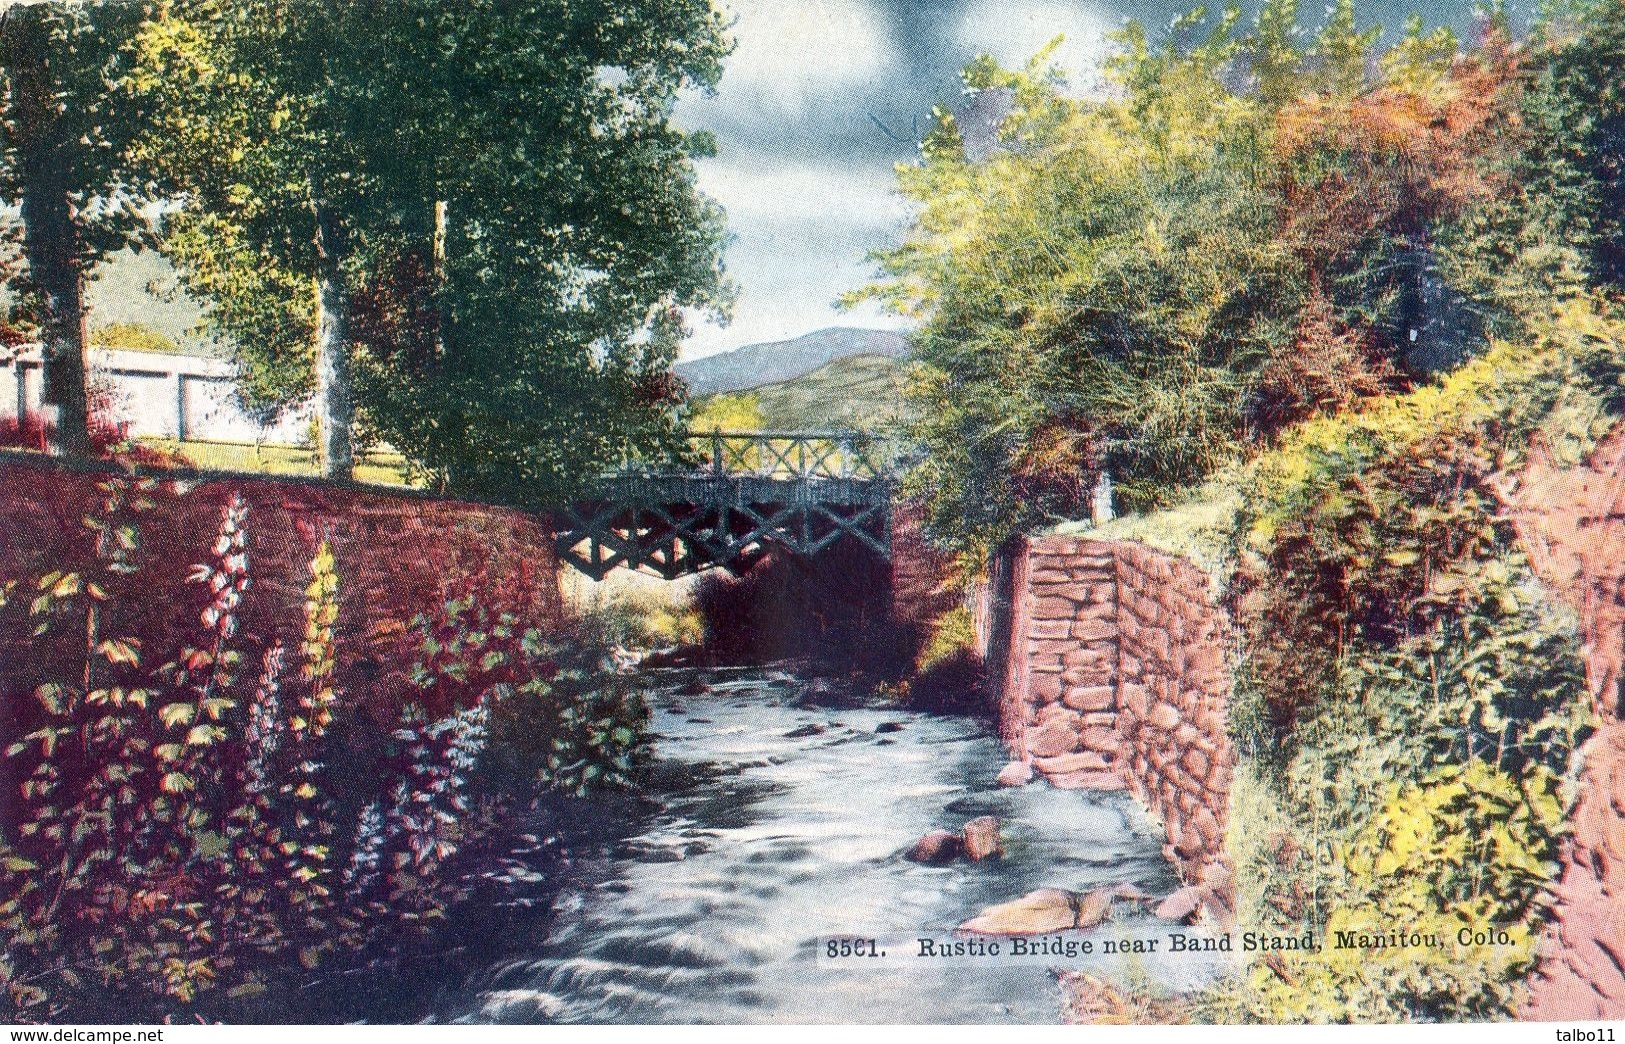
1112 542 1235 915
0 452 564 716
1500 431 1625 1020
979 535 1236 911
889 502 962 665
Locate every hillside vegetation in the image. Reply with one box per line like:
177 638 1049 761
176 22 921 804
691 353 910 433
861 0 1625 1022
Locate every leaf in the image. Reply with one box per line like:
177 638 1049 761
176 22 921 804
160 772 195 794
193 830 230 860
159 704 196 729
186 724 226 746
96 637 142 666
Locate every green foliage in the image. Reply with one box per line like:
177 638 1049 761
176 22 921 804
0 484 534 1019
91 322 184 355
690 391 767 433
405 593 653 798
574 580 705 652
854 38 1284 558
124 0 735 501
1196 302 1619 1023
916 605 977 674
855 4 1545 561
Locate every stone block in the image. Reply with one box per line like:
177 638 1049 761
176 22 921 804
1030 618 1072 641
1027 717 1082 758
1032 579 1099 604
1029 673 1062 703
1034 596 1081 618
1149 702 1182 731
1191 807 1223 849
1060 662 1110 686
1066 643 1118 666
1035 702 1081 729
1073 619 1118 643
1120 684 1153 718
1182 747 1212 781
1079 727 1122 756
1062 685 1116 712
1035 751 1110 774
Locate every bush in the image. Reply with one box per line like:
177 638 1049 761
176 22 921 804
0 478 645 1020
1194 302 1618 1022
403 593 652 796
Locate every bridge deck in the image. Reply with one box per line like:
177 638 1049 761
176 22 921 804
555 431 896 580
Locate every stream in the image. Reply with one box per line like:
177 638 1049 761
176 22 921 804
421 667 1229 1024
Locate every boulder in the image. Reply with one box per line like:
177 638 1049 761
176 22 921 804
1074 887 1115 932
784 723 825 738
1046 769 1128 791
1155 884 1207 923
958 888 1078 936
906 830 963 864
962 816 1003 861
995 760 1034 787
1110 882 1154 905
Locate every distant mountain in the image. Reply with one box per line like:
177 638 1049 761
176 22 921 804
676 327 910 396
692 353 911 434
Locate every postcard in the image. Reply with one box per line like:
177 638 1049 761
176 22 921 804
1 0 1622 1030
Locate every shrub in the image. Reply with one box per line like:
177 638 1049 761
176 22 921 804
1195 302 1617 1022
403 593 652 796
0 477 641 1020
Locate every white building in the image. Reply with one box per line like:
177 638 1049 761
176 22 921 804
1 345 310 445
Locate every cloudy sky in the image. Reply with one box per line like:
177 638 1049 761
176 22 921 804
673 0 1481 359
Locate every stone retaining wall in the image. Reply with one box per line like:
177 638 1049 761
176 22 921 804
976 536 1235 909
1499 430 1625 1020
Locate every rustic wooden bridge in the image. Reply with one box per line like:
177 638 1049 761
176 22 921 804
554 430 896 580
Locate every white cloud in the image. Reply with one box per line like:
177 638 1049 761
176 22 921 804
710 0 897 113
695 156 911 229
954 0 1115 88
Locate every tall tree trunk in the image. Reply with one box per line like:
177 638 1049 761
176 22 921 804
5 6 92 460
311 193 354 480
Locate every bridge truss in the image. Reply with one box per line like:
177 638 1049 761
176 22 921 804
554 431 895 580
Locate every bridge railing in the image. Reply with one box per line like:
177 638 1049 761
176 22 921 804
608 430 895 482
690 430 892 481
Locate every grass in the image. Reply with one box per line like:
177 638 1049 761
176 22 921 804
139 438 416 487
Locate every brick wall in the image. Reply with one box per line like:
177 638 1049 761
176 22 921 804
977 536 1235 910
0 451 563 717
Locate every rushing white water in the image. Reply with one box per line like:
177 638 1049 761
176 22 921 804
433 668 1228 1025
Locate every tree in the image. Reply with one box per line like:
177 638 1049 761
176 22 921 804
856 5 1534 559
126 1 388 479
341 0 734 503
1312 0 1381 96
0 1 151 459
128 1 733 496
